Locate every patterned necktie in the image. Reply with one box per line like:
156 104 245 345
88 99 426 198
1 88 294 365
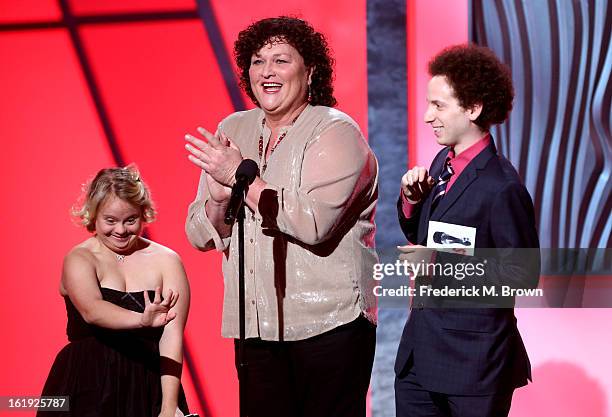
430 156 454 212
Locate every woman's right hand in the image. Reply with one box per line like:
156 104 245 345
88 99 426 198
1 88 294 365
185 127 243 189
141 287 179 328
185 129 234 204
206 173 231 204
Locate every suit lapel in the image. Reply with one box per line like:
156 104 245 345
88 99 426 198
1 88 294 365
430 139 498 221
430 168 477 220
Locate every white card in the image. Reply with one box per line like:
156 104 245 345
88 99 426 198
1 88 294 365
427 221 476 255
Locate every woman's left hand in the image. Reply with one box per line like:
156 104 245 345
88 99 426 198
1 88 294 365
185 127 243 187
141 287 178 328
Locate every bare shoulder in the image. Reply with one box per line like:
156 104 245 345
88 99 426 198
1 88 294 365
61 238 98 295
141 238 183 266
142 241 188 292
64 238 97 266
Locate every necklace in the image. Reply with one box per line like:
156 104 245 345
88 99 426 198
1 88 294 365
258 116 299 174
115 254 126 262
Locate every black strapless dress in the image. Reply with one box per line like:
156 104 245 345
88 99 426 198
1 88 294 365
37 288 189 417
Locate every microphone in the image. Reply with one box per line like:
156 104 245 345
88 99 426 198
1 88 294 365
433 231 471 246
224 159 259 225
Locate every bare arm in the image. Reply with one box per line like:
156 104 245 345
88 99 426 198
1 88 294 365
157 251 191 415
62 248 177 329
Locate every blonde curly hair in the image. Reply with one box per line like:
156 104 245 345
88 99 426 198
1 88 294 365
72 164 156 232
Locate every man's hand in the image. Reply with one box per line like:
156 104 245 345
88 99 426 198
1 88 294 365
397 244 434 279
401 166 435 204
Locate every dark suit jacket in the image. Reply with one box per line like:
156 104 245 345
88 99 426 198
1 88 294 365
395 139 540 395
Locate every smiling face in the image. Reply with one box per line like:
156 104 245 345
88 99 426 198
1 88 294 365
94 194 142 253
424 75 483 149
248 40 311 120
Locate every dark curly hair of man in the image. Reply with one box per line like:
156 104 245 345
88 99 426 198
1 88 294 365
234 16 337 107
428 44 514 131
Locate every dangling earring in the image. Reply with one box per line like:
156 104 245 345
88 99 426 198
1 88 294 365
307 84 312 102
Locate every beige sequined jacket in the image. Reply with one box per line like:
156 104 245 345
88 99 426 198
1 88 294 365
186 105 378 341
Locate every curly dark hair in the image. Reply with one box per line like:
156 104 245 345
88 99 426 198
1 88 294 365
428 44 514 130
234 16 337 107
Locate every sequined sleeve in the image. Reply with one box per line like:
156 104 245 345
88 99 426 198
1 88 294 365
185 170 231 252
257 120 378 245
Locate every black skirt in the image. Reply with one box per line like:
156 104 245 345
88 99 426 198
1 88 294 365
38 288 189 417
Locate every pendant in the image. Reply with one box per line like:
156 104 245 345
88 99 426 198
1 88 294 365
115 254 126 262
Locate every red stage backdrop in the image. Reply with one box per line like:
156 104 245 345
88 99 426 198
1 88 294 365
1 1 609 417
0 1 365 416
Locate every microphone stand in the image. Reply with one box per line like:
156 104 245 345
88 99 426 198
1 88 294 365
237 191 248 417
224 159 258 417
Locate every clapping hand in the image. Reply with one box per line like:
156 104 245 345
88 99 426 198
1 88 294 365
185 127 243 188
141 286 179 328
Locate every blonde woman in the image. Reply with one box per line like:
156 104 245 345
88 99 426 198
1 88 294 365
38 166 191 417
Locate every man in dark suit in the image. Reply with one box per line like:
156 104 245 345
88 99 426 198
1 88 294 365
394 44 540 417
